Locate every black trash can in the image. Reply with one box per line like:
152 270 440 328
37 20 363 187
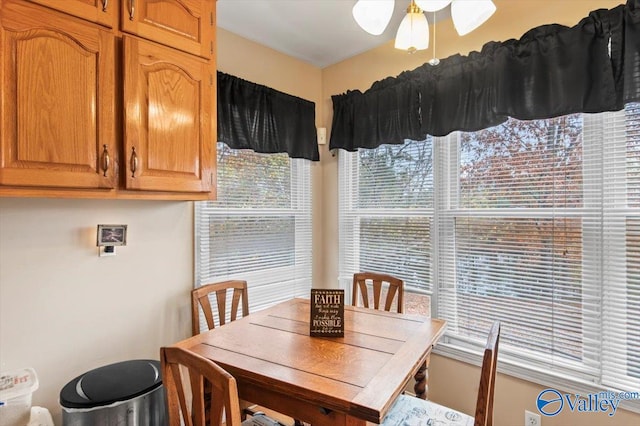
60 359 166 426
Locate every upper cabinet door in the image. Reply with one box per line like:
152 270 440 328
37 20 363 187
123 35 213 193
120 0 214 58
27 0 117 28
0 1 117 189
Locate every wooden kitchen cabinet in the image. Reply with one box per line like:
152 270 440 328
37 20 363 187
0 0 118 189
27 0 117 28
29 0 214 57
0 0 216 200
120 0 214 58
123 35 213 193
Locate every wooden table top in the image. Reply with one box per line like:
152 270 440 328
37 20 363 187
172 298 446 425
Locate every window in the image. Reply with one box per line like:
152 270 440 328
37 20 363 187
338 104 640 405
195 142 312 317
339 140 434 314
437 113 602 383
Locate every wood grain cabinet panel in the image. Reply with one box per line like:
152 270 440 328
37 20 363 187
27 0 117 28
121 0 214 58
0 1 117 189
123 35 213 193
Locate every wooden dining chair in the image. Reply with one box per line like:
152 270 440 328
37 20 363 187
190 281 291 424
161 346 283 426
352 272 404 313
161 346 243 426
381 321 501 426
191 280 249 336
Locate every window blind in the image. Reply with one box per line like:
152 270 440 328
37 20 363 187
601 103 640 390
436 107 640 398
195 143 312 326
338 140 433 304
338 104 640 403
437 114 602 380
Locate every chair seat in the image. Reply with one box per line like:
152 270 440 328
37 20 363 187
241 412 286 426
381 395 474 426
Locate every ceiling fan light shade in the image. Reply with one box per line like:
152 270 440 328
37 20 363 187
451 0 496 36
414 0 451 13
352 0 395 36
394 7 429 53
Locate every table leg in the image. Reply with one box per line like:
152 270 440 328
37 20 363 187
413 353 430 400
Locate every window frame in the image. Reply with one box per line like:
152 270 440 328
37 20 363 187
195 145 313 318
338 108 640 413
338 140 434 307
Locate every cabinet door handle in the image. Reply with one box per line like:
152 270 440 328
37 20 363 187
129 0 135 20
102 0 108 12
130 147 138 178
100 144 110 177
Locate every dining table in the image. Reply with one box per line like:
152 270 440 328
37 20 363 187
170 297 446 425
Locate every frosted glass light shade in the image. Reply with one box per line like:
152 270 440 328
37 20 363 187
451 0 496 36
352 0 395 35
394 9 429 53
415 0 451 12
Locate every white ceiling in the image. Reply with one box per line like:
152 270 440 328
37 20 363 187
217 0 415 68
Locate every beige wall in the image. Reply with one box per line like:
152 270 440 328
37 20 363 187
321 1 639 424
0 199 193 423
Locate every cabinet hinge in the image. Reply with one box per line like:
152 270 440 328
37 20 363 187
210 12 214 27
210 173 214 185
210 41 214 56
210 74 213 87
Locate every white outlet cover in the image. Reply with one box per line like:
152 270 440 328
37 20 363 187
525 410 541 426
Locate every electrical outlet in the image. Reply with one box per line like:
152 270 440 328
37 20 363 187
525 410 541 426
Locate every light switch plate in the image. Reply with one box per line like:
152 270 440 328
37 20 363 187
317 127 327 145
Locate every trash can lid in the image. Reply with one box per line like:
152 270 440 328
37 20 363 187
60 360 161 409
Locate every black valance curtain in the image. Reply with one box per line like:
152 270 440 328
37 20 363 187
218 72 319 161
330 0 640 151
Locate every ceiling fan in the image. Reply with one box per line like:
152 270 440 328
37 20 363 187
352 0 496 53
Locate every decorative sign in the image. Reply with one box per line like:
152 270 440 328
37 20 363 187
310 289 345 337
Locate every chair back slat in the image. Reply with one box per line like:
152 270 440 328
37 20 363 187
189 368 205 426
197 295 216 331
352 272 404 313
385 284 399 311
191 280 249 335
230 290 243 322
164 362 191 426
474 321 501 426
215 289 228 327
372 279 382 309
